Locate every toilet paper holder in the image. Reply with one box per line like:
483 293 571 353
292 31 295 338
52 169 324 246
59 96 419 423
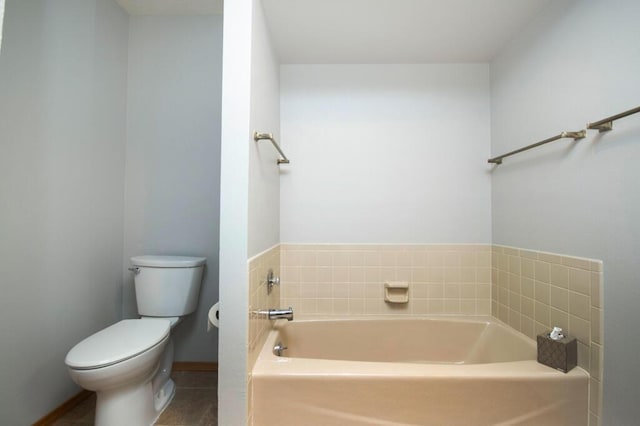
208 302 220 330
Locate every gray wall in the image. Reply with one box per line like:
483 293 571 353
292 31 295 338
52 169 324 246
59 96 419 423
0 0 128 423
490 0 640 423
0 4 222 422
122 15 222 361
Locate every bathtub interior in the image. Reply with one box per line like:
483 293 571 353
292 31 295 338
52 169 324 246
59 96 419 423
253 317 589 426
274 317 536 364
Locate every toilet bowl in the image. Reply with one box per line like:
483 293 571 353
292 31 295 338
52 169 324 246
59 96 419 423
65 255 206 426
66 319 171 425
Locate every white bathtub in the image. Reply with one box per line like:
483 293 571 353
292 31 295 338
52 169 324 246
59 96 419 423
252 316 588 425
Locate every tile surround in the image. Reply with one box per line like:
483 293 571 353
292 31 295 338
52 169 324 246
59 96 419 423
247 245 280 425
281 244 492 317
492 245 603 426
248 245 281 367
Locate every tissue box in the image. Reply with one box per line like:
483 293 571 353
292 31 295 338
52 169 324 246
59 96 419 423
537 332 577 373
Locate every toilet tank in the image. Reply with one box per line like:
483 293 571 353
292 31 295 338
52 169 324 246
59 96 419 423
131 255 206 317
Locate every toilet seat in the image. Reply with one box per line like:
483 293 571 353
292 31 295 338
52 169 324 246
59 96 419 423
66 319 170 370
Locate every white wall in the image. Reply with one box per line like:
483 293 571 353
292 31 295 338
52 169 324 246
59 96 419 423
123 15 222 361
218 0 281 423
0 0 5 51
218 0 252 423
248 0 281 257
490 0 640 423
0 0 128 423
280 64 492 244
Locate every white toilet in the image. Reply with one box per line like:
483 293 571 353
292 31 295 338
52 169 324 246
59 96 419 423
65 255 206 426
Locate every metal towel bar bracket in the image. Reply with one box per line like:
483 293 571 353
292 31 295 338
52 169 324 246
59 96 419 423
489 104 640 165
254 131 290 165
587 105 640 133
488 130 586 165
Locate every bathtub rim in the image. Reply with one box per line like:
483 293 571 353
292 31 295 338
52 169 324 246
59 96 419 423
253 315 589 381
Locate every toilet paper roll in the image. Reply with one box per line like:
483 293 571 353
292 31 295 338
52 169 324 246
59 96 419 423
207 302 220 331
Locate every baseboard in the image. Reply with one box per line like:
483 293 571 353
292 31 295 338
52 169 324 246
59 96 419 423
32 390 93 426
172 361 218 371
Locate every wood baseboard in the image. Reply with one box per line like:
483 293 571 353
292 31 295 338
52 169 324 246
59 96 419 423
172 361 218 371
32 390 93 426
32 361 218 425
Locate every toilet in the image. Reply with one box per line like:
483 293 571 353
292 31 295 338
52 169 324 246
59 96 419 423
65 255 206 426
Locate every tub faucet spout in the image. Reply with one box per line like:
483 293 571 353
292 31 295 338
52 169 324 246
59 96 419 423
258 307 294 321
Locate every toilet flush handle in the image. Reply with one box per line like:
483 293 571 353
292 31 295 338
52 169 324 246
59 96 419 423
128 267 140 275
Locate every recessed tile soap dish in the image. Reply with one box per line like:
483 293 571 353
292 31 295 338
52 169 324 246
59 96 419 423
384 281 409 303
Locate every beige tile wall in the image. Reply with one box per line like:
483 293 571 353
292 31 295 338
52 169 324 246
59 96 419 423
281 244 492 316
491 245 604 425
247 244 280 425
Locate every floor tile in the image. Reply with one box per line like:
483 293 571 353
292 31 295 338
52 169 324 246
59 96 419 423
198 402 218 426
54 371 217 426
172 371 217 389
156 388 216 425
52 394 96 425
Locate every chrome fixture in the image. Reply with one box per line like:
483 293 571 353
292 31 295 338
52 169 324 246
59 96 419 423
258 307 294 321
254 131 290 165
266 269 280 295
127 267 140 275
273 341 288 357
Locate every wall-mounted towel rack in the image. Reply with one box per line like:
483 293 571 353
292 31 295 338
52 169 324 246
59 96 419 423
489 105 640 165
254 131 290 165
587 105 640 132
488 130 586 165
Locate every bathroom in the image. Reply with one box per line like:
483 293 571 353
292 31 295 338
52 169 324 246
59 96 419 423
1 0 639 425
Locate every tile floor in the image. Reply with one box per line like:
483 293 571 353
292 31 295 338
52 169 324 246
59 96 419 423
53 371 217 425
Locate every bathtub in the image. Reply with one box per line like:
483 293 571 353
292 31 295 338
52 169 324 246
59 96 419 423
252 316 588 426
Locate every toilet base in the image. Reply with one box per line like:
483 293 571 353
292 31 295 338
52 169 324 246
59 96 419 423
87 344 176 426
95 380 157 426
154 378 176 413
94 379 176 426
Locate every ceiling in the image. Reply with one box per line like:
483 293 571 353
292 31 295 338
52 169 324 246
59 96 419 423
116 0 223 15
261 0 552 63
113 0 552 63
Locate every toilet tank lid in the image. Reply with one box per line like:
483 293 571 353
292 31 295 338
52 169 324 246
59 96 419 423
65 319 170 370
131 255 206 268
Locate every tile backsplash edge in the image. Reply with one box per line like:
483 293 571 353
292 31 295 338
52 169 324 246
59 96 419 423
247 244 280 425
491 244 603 425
